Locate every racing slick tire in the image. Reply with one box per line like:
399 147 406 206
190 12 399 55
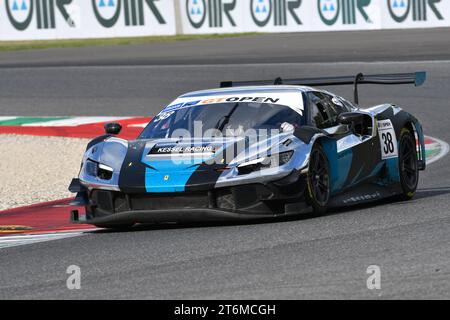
398 127 419 200
306 143 331 215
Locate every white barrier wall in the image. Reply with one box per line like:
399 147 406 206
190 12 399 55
180 0 450 33
0 0 176 40
1 0 450 40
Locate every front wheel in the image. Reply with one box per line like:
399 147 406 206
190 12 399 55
306 144 330 215
398 128 419 200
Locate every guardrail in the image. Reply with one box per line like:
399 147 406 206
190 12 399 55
1 0 449 41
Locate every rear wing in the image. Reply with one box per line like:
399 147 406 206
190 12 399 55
220 72 427 104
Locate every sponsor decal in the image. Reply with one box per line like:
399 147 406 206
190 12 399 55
160 93 304 116
343 191 381 204
251 0 302 27
160 96 284 114
377 119 398 160
318 0 372 25
5 0 76 30
92 0 166 28
149 144 219 155
186 0 236 28
387 0 443 23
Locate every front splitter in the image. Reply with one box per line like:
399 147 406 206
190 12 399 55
72 208 285 226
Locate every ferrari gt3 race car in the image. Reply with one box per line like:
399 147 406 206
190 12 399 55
69 72 427 229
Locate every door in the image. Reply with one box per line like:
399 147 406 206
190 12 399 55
307 91 381 194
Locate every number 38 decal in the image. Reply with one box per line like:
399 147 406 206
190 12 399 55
377 119 398 159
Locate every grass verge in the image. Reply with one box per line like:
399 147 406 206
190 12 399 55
0 33 258 52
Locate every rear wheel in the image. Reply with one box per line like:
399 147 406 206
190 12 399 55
398 128 419 200
306 144 330 214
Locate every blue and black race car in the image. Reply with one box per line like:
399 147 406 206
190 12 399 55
69 72 427 229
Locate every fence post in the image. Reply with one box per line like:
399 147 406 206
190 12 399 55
174 0 184 35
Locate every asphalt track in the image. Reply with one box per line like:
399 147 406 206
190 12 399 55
1 28 450 299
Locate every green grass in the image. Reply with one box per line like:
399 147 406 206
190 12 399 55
0 33 258 52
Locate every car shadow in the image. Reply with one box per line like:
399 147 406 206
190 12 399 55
89 186 450 234
406 186 450 200
323 186 450 214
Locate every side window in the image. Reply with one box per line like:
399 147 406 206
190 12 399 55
309 92 328 129
308 92 355 129
308 92 345 129
321 93 341 126
337 97 356 111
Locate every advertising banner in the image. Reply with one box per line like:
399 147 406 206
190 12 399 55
180 0 381 33
179 0 450 34
0 0 176 40
381 0 450 29
0 1 449 40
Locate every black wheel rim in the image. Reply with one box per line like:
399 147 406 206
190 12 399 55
400 134 418 190
310 149 330 206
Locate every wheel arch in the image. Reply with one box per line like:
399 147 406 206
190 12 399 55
392 111 426 171
377 107 426 170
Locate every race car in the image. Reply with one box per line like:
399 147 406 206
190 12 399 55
69 72 427 229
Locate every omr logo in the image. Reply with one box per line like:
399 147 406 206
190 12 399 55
186 0 237 29
318 0 371 25
387 0 443 22
187 0 206 27
92 0 166 28
250 0 302 27
389 0 408 19
6 0 75 31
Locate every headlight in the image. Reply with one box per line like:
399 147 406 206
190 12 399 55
85 159 98 177
237 151 294 175
278 151 295 166
85 159 113 180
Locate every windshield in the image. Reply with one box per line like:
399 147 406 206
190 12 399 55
139 102 304 139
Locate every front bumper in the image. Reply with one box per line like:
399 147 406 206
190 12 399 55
69 170 310 225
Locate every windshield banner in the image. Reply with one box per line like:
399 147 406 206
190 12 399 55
160 92 305 116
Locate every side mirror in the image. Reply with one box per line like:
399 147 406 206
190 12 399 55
337 112 364 125
104 122 122 135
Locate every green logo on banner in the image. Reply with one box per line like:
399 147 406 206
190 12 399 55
6 0 75 31
186 0 237 29
318 0 371 26
92 0 166 28
251 0 302 27
387 0 443 23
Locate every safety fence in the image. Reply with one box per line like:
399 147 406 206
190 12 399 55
1 0 449 40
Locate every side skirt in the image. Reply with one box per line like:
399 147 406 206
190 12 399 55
328 182 401 208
